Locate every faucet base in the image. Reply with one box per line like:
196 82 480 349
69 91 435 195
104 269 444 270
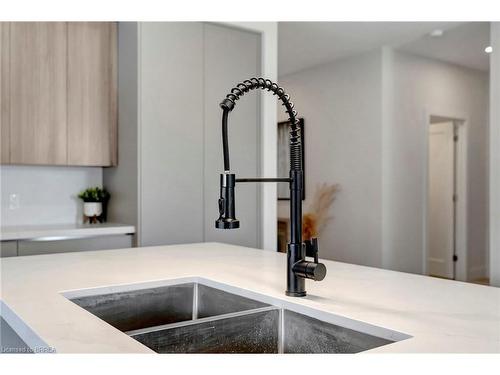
285 290 307 297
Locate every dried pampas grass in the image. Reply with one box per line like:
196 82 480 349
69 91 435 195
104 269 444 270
302 213 318 240
302 183 340 240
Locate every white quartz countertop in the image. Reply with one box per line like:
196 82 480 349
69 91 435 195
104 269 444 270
0 223 135 241
0 242 499 353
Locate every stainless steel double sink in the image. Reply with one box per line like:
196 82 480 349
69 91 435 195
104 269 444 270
66 280 407 353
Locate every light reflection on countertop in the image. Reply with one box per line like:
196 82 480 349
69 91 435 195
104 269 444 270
0 222 135 241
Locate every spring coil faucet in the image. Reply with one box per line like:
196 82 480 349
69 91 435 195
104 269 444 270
215 77 326 297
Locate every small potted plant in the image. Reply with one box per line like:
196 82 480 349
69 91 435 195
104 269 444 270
78 187 110 223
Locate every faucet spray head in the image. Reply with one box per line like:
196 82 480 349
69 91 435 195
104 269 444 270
215 173 240 229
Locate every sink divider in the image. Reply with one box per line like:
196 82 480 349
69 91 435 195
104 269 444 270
278 308 284 354
192 283 198 320
125 305 281 338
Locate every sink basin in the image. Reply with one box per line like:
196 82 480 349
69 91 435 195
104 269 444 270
65 279 408 353
131 307 280 353
69 282 268 332
129 307 394 353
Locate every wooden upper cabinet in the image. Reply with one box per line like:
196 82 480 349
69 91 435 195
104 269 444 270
0 23 10 163
9 22 68 165
0 22 117 167
67 22 117 166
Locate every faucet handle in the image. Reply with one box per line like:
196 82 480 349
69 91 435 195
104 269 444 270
304 237 319 263
294 237 326 281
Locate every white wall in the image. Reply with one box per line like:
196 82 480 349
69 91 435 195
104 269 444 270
0 166 102 226
278 50 384 267
384 50 489 277
490 22 500 287
278 48 489 278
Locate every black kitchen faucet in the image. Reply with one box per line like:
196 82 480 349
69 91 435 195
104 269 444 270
215 77 326 297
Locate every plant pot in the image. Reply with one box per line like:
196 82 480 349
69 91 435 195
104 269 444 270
83 202 103 218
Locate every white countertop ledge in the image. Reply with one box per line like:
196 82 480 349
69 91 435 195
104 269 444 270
0 242 499 353
0 223 135 241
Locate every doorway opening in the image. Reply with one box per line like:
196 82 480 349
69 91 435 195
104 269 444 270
425 115 467 281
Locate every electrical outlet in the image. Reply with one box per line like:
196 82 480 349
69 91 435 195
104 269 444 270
9 193 20 210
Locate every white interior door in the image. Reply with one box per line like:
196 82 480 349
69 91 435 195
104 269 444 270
428 121 455 278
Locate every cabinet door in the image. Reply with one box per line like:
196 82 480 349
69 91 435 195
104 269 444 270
67 22 117 166
1 317 32 352
0 23 10 163
203 24 261 248
0 241 17 257
9 22 67 165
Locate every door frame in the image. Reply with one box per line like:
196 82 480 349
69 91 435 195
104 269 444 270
422 111 468 281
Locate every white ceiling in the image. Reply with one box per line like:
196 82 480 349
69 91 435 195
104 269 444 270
398 22 490 72
278 22 489 76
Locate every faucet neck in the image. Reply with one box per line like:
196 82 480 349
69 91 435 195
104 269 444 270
222 108 231 172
